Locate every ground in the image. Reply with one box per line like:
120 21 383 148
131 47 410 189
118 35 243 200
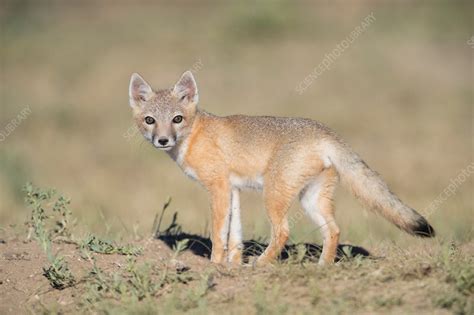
1 231 472 314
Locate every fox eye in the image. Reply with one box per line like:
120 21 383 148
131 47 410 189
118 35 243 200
172 115 183 124
144 116 155 125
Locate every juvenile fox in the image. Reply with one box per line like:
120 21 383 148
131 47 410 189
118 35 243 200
128 71 435 266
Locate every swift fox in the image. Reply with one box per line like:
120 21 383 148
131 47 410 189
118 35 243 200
128 71 435 266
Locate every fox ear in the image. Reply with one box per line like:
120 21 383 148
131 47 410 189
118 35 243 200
129 73 154 107
173 71 199 105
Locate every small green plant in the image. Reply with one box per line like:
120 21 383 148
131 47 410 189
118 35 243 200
80 234 142 256
172 238 189 259
294 244 307 264
124 257 162 300
374 295 403 308
43 256 76 290
24 182 76 244
84 256 194 308
434 292 470 315
253 282 288 315
23 182 76 289
160 271 214 312
447 262 474 296
282 243 308 265
152 196 172 237
439 243 474 296
194 271 216 298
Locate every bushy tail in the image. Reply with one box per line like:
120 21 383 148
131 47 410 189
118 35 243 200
327 140 435 237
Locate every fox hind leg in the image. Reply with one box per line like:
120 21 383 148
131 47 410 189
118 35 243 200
300 167 340 265
256 185 294 265
257 150 326 266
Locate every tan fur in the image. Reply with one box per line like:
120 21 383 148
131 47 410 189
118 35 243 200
129 71 435 266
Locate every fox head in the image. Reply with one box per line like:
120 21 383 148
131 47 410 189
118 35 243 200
128 71 199 151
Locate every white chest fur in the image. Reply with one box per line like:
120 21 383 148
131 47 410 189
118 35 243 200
230 173 264 190
175 136 199 181
182 165 199 181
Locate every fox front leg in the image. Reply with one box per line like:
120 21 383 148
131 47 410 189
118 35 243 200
208 181 231 264
227 188 243 265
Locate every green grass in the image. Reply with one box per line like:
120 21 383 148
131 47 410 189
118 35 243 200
1 183 469 314
80 234 142 256
23 182 76 289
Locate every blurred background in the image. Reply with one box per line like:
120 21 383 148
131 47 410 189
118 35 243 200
1 1 472 247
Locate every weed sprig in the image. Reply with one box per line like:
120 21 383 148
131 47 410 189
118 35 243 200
23 182 76 289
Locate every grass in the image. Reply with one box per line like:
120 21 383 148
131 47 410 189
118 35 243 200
42 256 76 290
23 182 76 289
23 183 143 291
80 234 142 256
7 184 471 314
20 184 211 312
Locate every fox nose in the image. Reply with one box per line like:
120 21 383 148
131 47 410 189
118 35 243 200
158 137 169 146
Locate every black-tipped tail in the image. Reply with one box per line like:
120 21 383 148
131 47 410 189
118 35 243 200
412 219 436 238
328 140 436 238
